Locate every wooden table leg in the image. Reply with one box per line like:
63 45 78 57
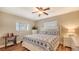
5 38 7 48
14 39 16 45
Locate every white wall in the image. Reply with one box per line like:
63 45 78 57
0 12 35 47
0 12 35 35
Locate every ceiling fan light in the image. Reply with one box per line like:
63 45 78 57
38 11 43 14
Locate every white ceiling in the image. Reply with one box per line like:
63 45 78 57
0 7 79 21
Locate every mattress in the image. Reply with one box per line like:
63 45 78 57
22 34 59 51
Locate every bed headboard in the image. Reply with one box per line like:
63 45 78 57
38 29 58 35
38 20 59 35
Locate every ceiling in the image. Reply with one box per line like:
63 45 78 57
0 7 79 21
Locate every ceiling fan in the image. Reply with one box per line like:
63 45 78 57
32 7 50 16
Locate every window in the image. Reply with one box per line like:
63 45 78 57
16 23 31 31
16 23 20 31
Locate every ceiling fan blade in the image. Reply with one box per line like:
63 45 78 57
36 7 43 11
32 11 39 13
44 8 50 11
43 12 48 15
36 7 40 10
40 7 43 10
32 12 36 13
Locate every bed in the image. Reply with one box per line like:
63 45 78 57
22 30 59 51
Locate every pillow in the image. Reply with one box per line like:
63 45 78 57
38 31 46 34
46 31 58 35
38 30 58 35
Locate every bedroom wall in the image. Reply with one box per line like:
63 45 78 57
0 12 35 35
36 11 79 38
0 12 35 47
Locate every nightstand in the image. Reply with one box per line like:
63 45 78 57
63 33 79 51
32 30 37 34
4 36 17 48
63 36 72 48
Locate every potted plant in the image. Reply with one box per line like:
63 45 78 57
32 26 37 30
